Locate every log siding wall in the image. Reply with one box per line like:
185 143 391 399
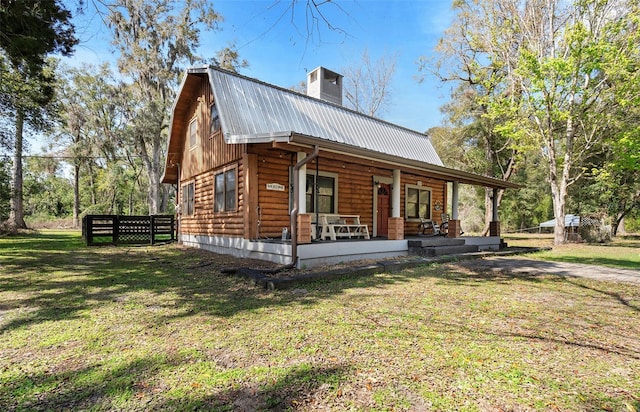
178 76 246 238
254 148 292 238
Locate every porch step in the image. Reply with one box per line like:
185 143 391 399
410 244 479 257
408 238 466 248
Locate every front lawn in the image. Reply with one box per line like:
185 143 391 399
1 231 639 411
503 233 640 270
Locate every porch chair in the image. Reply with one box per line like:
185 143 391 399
417 217 441 236
439 213 449 236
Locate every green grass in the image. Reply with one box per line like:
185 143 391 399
1 230 639 411
503 233 640 270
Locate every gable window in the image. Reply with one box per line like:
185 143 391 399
406 185 431 220
214 167 237 212
306 173 337 214
181 182 195 216
210 103 220 134
189 117 198 149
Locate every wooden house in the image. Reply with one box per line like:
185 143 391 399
162 66 518 267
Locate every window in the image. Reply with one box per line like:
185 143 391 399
210 103 220 134
214 168 237 212
189 117 198 148
405 185 431 220
182 182 195 216
306 173 336 214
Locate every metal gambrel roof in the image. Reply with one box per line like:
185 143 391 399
204 66 444 167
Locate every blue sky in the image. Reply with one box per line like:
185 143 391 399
65 0 454 133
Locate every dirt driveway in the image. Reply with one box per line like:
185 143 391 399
450 256 640 285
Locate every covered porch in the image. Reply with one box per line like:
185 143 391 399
274 146 515 268
288 143 512 242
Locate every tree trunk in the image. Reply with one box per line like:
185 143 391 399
159 184 169 213
8 109 27 229
147 170 160 215
550 181 566 244
548 153 572 245
135 132 163 215
73 162 80 228
88 163 97 206
109 189 116 215
618 216 625 235
548 114 575 245
612 204 634 237
479 136 516 237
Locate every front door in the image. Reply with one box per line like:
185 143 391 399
377 184 391 237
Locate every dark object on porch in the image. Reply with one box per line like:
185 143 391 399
82 215 175 246
417 213 451 236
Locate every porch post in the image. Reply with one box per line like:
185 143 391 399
295 151 313 244
297 152 307 214
451 181 459 220
448 181 461 238
490 187 500 237
388 169 404 240
492 187 499 221
392 169 401 218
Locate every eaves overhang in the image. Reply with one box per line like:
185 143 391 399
220 131 520 190
287 134 520 190
224 132 292 144
161 66 210 185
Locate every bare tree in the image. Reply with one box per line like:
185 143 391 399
240 1 351 58
342 49 397 117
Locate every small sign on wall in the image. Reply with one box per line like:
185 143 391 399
266 183 286 191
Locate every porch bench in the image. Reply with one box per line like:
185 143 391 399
314 214 370 241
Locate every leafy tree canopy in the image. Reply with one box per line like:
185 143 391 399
0 0 77 75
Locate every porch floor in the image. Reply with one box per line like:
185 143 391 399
181 233 504 269
296 235 504 269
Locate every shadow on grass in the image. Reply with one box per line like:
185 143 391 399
0 232 423 332
431 263 640 361
0 351 349 411
0 356 164 411
157 364 350 411
439 258 640 312
2 232 638 333
604 238 640 248
431 312 640 362
563 277 640 313
447 256 640 280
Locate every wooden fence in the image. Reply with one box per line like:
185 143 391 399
82 215 175 246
